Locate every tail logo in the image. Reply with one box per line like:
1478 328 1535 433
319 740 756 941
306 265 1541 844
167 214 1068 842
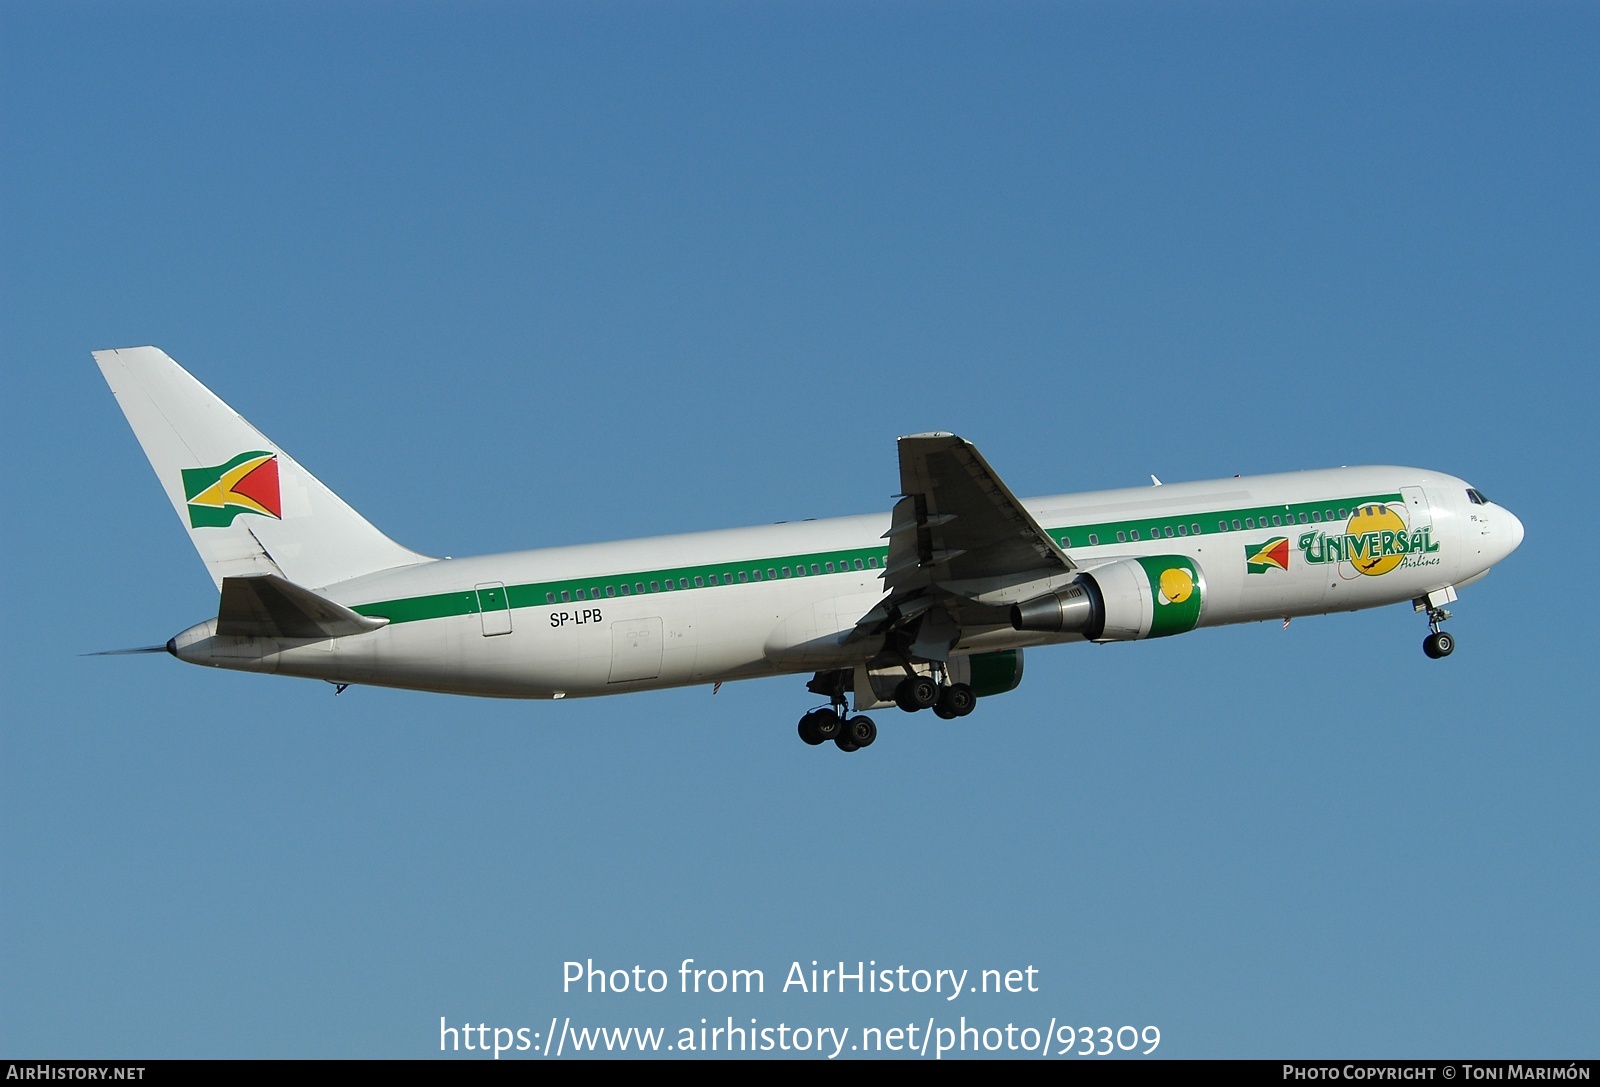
182 451 281 528
1245 537 1290 574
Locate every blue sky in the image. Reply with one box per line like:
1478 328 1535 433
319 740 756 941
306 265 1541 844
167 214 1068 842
3 1 1596 1058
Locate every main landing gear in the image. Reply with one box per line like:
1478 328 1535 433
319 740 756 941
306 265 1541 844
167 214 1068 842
896 676 976 720
795 668 977 751
798 704 877 752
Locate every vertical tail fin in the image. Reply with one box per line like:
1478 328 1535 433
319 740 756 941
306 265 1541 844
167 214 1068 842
95 346 432 589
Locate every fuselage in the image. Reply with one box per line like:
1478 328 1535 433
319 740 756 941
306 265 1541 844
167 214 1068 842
170 465 1524 700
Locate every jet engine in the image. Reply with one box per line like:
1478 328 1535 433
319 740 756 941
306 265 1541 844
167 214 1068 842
1010 556 1205 641
966 648 1024 697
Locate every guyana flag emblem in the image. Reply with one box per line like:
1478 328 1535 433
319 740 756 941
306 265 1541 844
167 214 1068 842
1245 536 1290 574
182 451 281 528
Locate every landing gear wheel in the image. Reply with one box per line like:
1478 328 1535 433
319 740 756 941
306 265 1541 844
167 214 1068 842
798 708 842 745
798 713 825 745
843 715 877 748
834 734 861 752
895 676 940 712
937 683 976 718
1423 631 1455 659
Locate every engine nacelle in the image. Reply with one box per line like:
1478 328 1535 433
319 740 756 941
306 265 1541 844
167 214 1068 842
1010 556 1205 641
966 649 1024 697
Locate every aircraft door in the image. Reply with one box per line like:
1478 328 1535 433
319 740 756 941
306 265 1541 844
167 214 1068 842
609 617 663 683
475 582 512 636
1400 486 1432 534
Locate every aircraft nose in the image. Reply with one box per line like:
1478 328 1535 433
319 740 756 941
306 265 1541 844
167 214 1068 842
1497 509 1523 566
1504 507 1525 554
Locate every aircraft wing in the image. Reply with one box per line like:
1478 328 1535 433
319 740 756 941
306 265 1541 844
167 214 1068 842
850 433 1079 661
884 432 1075 590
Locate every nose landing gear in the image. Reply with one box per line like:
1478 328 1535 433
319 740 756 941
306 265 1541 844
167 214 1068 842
1421 606 1455 659
1423 627 1455 659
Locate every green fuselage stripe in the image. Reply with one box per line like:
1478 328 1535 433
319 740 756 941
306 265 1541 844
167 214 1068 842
352 492 1403 625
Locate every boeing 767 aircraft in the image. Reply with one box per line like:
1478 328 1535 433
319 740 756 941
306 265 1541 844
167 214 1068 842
95 347 1524 752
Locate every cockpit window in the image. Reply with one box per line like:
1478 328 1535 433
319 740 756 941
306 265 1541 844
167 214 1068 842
1466 488 1489 505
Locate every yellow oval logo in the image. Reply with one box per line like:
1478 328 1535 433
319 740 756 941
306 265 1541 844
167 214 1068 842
1346 504 1407 577
1159 566 1194 604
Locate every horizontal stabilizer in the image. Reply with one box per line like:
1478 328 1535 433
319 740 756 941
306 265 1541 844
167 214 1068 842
217 575 389 639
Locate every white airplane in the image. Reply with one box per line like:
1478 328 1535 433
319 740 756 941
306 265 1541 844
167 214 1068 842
96 347 1524 752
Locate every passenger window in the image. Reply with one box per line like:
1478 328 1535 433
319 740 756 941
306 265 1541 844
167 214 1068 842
1312 511 1321 522
679 578 688 589
1339 508 1348 519
1164 526 1174 538
853 559 863 571
1219 521 1228 532
1244 518 1254 529
1116 531 1127 543
810 564 820 575
1130 530 1141 541
1232 519 1242 531
546 592 556 604
1272 515 1281 527
636 582 645 593
619 584 629 596
769 568 778 579
867 557 877 568
753 569 763 581
739 571 749 583
1061 536 1071 548
1088 534 1098 546
692 576 703 587
1191 524 1201 534
1177 524 1187 536
575 589 586 600
650 581 659 592
795 566 805 577
825 562 835 572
